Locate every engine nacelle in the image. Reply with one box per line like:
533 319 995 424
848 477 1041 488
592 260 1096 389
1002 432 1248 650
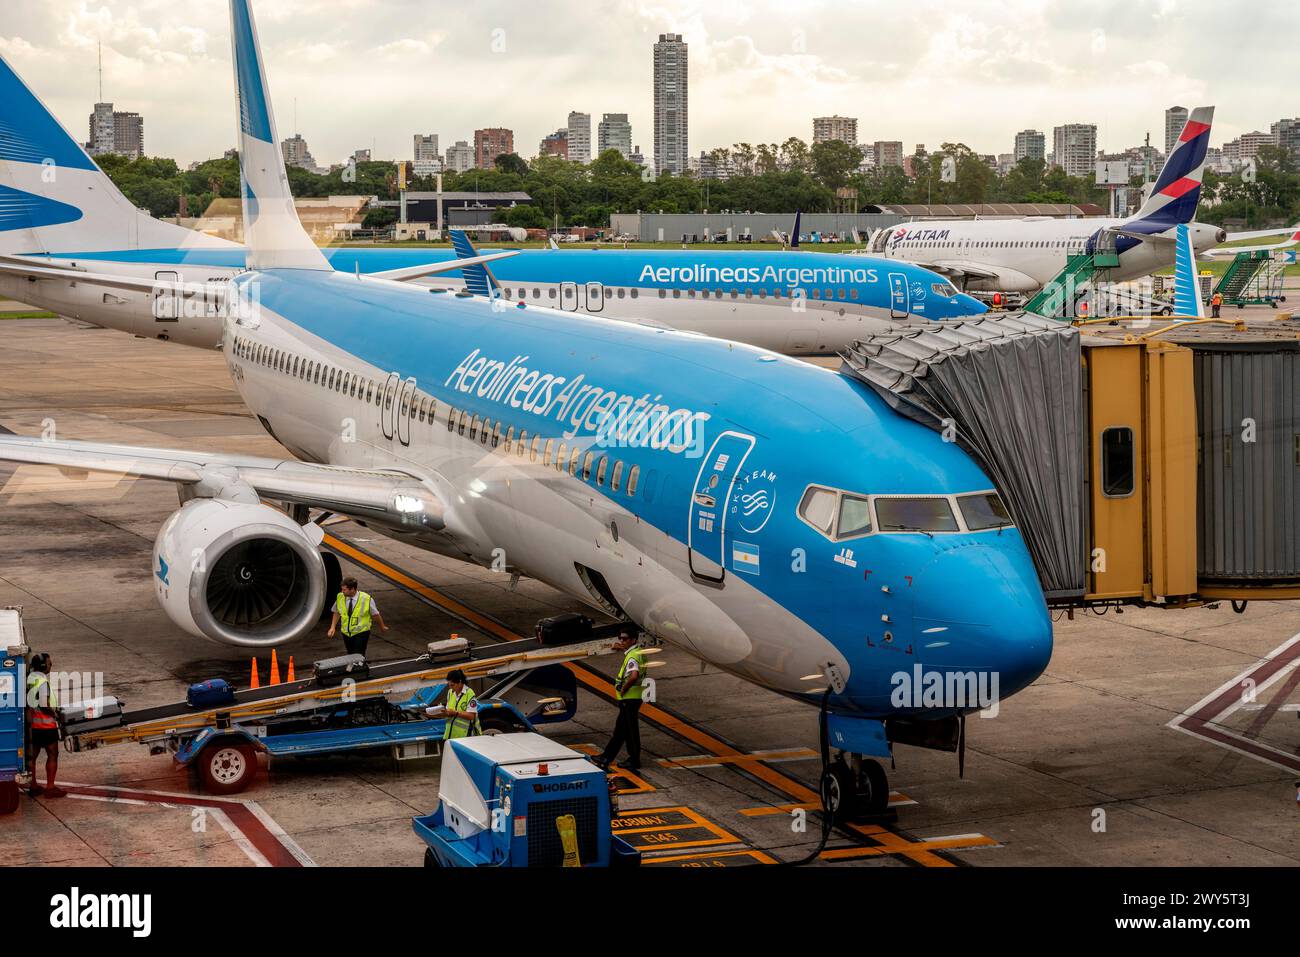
153 499 326 648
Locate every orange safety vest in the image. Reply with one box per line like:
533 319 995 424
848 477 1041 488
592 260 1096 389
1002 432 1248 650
27 673 58 730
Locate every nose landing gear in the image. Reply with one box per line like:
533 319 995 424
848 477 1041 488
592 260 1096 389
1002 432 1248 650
820 753 894 828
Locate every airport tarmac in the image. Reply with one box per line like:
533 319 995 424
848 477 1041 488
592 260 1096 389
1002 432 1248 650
2 315 1300 868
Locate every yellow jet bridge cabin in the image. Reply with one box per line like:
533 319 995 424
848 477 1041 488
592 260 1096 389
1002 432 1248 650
842 314 1300 612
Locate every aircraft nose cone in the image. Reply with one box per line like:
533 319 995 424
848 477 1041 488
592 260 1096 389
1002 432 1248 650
913 542 1053 704
958 293 988 316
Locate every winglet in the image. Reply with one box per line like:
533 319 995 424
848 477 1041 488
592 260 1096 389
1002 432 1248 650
790 210 802 250
1173 223 1206 320
449 229 502 298
228 0 329 271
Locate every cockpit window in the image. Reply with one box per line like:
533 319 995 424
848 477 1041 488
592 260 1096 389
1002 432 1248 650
798 486 837 534
957 492 1014 531
875 497 960 533
836 495 873 540
932 281 959 298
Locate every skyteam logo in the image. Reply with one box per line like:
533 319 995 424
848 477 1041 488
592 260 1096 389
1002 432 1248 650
729 468 777 534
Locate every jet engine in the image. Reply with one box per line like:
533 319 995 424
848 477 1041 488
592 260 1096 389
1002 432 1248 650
153 498 326 648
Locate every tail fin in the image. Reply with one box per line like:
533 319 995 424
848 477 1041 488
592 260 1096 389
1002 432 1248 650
790 210 802 250
448 229 501 298
0 55 229 256
228 0 328 271
1173 223 1206 319
1128 106 1214 231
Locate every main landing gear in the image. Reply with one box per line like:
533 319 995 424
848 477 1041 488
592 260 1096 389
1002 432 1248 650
820 752 893 827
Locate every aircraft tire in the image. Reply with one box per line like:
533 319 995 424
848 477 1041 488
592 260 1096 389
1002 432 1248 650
820 761 856 828
859 760 890 817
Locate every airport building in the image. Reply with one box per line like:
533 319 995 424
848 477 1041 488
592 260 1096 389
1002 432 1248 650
473 127 514 169
813 115 858 145
597 113 633 159
87 102 144 160
566 111 592 163
653 33 689 176
1052 123 1098 177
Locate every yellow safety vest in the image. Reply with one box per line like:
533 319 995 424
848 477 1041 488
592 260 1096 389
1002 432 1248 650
616 648 647 702
27 673 58 730
443 686 481 740
334 592 373 636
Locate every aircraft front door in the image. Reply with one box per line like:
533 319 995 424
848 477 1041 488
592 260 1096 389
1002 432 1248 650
888 272 910 318
688 431 756 585
396 377 417 446
584 282 605 313
560 281 579 312
381 372 400 440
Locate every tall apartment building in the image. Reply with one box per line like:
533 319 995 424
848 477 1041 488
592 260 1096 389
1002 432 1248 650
1013 129 1046 163
539 130 568 159
413 134 441 175
1165 106 1189 156
873 141 904 168
597 113 633 159
87 103 144 160
281 133 321 173
474 128 514 169
653 34 689 176
813 115 858 145
1272 118 1300 163
444 141 475 173
1052 123 1098 177
566 112 592 163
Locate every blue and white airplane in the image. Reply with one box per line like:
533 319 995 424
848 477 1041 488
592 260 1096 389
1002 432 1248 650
0 56 984 357
0 1 1051 815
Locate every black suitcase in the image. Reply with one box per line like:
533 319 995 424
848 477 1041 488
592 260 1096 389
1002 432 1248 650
313 653 370 686
536 613 593 647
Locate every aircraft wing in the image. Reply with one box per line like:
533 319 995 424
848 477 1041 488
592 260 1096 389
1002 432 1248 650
920 260 1004 282
0 435 447 528
1224 225 1300 243
369 251 519 283
1203 229 1300 259
0 259 191 297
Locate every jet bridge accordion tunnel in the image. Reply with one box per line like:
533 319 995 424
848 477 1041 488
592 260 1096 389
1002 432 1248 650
841 314 1300 610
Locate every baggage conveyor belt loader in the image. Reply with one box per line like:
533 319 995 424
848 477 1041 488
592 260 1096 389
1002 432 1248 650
60 622 628 795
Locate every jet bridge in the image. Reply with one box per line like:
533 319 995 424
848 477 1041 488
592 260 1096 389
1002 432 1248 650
842 314 1300 610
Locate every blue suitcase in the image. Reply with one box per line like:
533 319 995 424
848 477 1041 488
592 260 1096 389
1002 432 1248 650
187 679 236 709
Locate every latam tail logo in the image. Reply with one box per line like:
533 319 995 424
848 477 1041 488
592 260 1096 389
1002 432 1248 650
0 184 82 233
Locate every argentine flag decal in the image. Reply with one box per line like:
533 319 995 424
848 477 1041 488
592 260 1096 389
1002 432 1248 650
732 542 760 575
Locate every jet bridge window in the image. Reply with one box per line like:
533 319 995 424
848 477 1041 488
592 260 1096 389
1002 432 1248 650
1101 427 1136 498
875 497 960 533
957 492 1014 531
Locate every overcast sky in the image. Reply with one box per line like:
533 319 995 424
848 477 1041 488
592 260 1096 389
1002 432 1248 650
2 0 1295 167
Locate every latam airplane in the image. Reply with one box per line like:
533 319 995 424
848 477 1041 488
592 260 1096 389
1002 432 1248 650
0 0 1051 818
864 108 1227 294
0 56 984 357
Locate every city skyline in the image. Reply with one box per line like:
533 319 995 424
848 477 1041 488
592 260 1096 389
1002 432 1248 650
4 0 1298 168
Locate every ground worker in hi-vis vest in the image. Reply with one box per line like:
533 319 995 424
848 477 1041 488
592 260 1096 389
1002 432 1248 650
597 631 646 771
436 669 481 741
327 576 389 658
26 653 66 799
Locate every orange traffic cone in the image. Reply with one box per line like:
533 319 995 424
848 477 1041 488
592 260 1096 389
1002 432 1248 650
286 656 296 683
249 657 260 690
269 649 281 686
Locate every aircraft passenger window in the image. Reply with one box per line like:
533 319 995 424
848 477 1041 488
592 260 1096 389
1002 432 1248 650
556 443 567 470
849 289 858 300
627 465 640 496
505 426 514 451
549 289 557 299
617 289 625 299
329 369 337 390
469 415 480 440
518 430 528 455
582 452 595 480
836 495 873 540
730 291 738 299
875 497 960 533
658 290 666 299
418 397 427 422
401 394 410 417
569 450 581 477
596 456 608 486
447 408 457 432
673 289 681 299
798 486 837 535
688 289 696 299
491 423 501 448
838 289 847 300
812 289 821 300
530 436 541 462
543 439 555 466
457 410 467 436
481 420 490 445
744 289 753 299
611 461 624 492
1101 428 1136 498
533 288 541 298
758 289 767 300
428 399 436 423
958 492 1014 531
630 289 638 299
824 289 833 299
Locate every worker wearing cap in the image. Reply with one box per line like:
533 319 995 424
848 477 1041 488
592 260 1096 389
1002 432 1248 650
1211 291 1224 318
327 577 388 658
26 653 66 799
596 631 646 771
437 669 481 740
